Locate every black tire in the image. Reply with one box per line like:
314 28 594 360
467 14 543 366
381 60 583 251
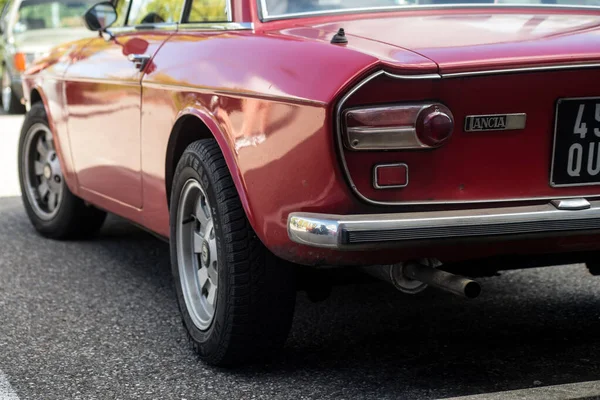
2 69 25 114
170 139 296 367
18 102 107 239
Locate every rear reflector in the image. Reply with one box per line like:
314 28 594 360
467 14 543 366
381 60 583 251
374 163 408 189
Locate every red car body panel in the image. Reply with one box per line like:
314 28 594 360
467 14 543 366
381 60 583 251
342 68 600 204
21 5 600 266
292 10 600 73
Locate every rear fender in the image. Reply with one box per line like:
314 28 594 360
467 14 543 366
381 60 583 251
171 106 256 232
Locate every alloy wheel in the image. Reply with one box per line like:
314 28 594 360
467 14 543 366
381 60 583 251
176 178 219 331
22 123 64 220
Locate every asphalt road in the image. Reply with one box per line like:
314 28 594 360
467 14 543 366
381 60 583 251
2 112 600 400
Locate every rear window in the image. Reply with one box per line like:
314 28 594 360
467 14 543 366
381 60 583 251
262 0 600 20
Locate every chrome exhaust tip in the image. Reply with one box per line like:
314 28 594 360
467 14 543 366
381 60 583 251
362 260 481 299
403 261 481 299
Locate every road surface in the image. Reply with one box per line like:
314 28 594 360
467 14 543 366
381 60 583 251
2 112 600 399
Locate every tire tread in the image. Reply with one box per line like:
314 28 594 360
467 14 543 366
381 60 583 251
171 139 296 366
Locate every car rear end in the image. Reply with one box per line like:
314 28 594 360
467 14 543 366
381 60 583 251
286 10 600 265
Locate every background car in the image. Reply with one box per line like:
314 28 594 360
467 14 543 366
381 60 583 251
0 0 96 113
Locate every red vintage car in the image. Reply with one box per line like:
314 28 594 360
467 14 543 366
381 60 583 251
17 0 600 365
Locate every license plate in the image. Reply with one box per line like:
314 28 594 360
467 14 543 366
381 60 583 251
551 97 600 187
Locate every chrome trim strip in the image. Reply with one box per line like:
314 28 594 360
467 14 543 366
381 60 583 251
443 63 600 78
551 198 590 210
346 126 424 150
110 23 178 33
550 96 600 188
178 22 254 31
373 163 409 189
288 199 600 249
260 4 600 22
142 81 326 107
109 26 138 34
259 0 267 20
226 0 232 21
335 70 442 205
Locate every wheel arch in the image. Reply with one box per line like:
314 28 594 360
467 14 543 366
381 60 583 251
165 108 254 225
27 86 55 142
26 85 79 195
29 87 42 106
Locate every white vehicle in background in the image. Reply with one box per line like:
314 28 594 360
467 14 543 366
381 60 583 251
0 0 96 113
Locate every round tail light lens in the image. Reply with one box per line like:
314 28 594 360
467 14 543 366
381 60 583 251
416 105 454 148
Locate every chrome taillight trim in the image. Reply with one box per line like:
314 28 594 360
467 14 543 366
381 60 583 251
343 103 450 150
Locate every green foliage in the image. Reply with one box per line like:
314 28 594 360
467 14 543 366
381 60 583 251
188 0 228 22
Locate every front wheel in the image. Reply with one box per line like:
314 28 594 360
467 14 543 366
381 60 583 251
170 139 296 367
18 103 107 239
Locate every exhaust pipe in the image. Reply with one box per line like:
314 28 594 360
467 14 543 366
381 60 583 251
403 261 481 299
363 261 481 299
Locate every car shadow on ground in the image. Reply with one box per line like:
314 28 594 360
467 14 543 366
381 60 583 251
6 196 600 399
92 213 600 398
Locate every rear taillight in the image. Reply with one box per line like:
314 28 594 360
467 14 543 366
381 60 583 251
415 105 454 147
343 103 454 150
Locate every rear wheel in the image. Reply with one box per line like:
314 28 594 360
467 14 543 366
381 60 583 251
19 103 106 239
170 139 296 367
2 69 25 114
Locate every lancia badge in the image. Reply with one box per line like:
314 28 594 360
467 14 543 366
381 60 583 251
464 113 527 132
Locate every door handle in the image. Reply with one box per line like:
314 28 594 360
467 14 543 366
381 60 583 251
127 54 151 71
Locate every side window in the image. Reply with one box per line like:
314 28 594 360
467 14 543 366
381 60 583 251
187 0 228 22
114 0 131 26
127 0 183 25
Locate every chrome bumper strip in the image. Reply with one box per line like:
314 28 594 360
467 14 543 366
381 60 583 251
287 199 600 249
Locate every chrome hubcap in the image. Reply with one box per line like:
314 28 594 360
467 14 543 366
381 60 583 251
176 179 219 331
22 123 64 220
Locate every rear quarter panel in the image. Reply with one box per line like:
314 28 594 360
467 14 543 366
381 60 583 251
140 30 387 251
140 26 600 266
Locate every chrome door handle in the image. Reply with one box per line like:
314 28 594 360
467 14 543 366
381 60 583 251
127 54 151 70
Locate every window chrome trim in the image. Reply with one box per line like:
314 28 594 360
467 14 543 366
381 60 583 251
110 23 179 33
226 0 232 21
336 69 600 206
178 22 254 31
259 3 600 22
